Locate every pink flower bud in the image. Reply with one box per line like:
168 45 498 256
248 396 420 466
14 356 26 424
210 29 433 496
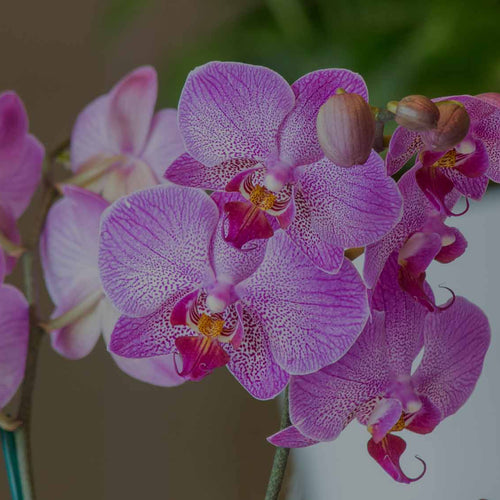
316 91 375 167
387 95 439 131
421 100 470 152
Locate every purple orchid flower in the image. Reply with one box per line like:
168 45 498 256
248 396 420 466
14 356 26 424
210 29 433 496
364 166 466 310
0 250 29 411
0 91 44 272
99 185 369 399
165 61 402 274
69 66 184 201
386 94 500 215
269 255 490 483
40 185 184 387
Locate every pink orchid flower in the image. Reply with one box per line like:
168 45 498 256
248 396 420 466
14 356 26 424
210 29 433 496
269 255 490 483
165 61 402 274
40 186 183 387
69 66 184 201
0 91 44 272
99 185 369 400
364 166 466 310
386 93 500 215
0 251 29 411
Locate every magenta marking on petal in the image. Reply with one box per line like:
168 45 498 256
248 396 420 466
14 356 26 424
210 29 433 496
367 435 426 484
223 201 274 249
398 267 434 312
415 165 457 216
170 289 199 326
174 336 229 381
405 396 442 435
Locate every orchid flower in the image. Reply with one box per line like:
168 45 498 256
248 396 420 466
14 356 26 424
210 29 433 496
40 185 183 387
165 61 402 273
0 91 44 272
386 93 500 215
269 255 490 483
68 66 184 201
364 166 466 310
0 251 29 420
99 185 369 399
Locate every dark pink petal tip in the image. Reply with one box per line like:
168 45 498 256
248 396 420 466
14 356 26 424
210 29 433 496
174 336 229 381
223 201 274 249
367 435 426 484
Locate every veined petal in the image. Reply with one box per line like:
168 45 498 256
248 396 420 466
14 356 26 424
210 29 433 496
99 186 218 317
364 166 437 288
141 108 185 181
239 231 369 375
367 435 426 484
41 186 108 306
268 425 318 448
279 69 368 166
412 297 490 419
289 312 389 441
293 152 402 250
226 304 289 400
0 134 44 218
165 154 258 191
386 126 423 176
178 61 294 166
0 284 29 408
108 66 157 155
372 254 428 376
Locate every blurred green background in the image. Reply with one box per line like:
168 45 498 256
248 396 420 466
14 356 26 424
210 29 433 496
100 0 500 106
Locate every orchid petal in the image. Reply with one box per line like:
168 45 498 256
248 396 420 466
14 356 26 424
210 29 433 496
289 312 388 441
405 396 441 435
0 92 28 162
386 126 423 176
367 435 426 484
226 305 289 400
99 186 218 317
292 152 402 256
107 66 157 155
434 227 467 263
178 61 294 166
267 425 318 448
372 254 429 375
0 284 29 408
367 398 403 443
141 108 185 181
279 69 368 166
0 135 43 218
412 297 490 419
240 231 369 375
166 153 258 191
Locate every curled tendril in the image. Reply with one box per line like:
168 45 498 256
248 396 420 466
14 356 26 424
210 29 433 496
436 284 456 311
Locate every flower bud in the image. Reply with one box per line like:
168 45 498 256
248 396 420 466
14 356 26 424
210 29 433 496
421 100 470 152
316 90 375 167
387 95 439 131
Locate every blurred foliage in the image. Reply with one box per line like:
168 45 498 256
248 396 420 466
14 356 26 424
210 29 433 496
148 0 500 108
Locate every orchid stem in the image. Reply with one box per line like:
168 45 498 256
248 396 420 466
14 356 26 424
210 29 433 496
1 429 22 500
265 386 291 500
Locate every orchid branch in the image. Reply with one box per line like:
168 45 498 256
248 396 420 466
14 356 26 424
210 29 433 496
265 386 291 500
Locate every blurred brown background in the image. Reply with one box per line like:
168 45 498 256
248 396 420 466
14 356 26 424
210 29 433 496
0 1 283 499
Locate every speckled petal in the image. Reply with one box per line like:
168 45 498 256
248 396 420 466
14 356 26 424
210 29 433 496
279 69 368 166
385 126 423 176
0 284 29 408
226 304 289 400
412 296 490 419
99 186 218 317
289 312 389 441
290 152 402 266
178 61 295 166
239 231 369 375
268 425 318 448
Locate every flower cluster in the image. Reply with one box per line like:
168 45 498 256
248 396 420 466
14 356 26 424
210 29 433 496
1 61 497 487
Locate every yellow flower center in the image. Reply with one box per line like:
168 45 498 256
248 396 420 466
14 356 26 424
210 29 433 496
390 413 406 432
433 149 456 169
249 185 277 211
197 313 224 339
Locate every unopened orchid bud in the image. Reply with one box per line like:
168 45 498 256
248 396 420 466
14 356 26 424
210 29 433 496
317 90 375 167
387 95 439 131
421 100 470 152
